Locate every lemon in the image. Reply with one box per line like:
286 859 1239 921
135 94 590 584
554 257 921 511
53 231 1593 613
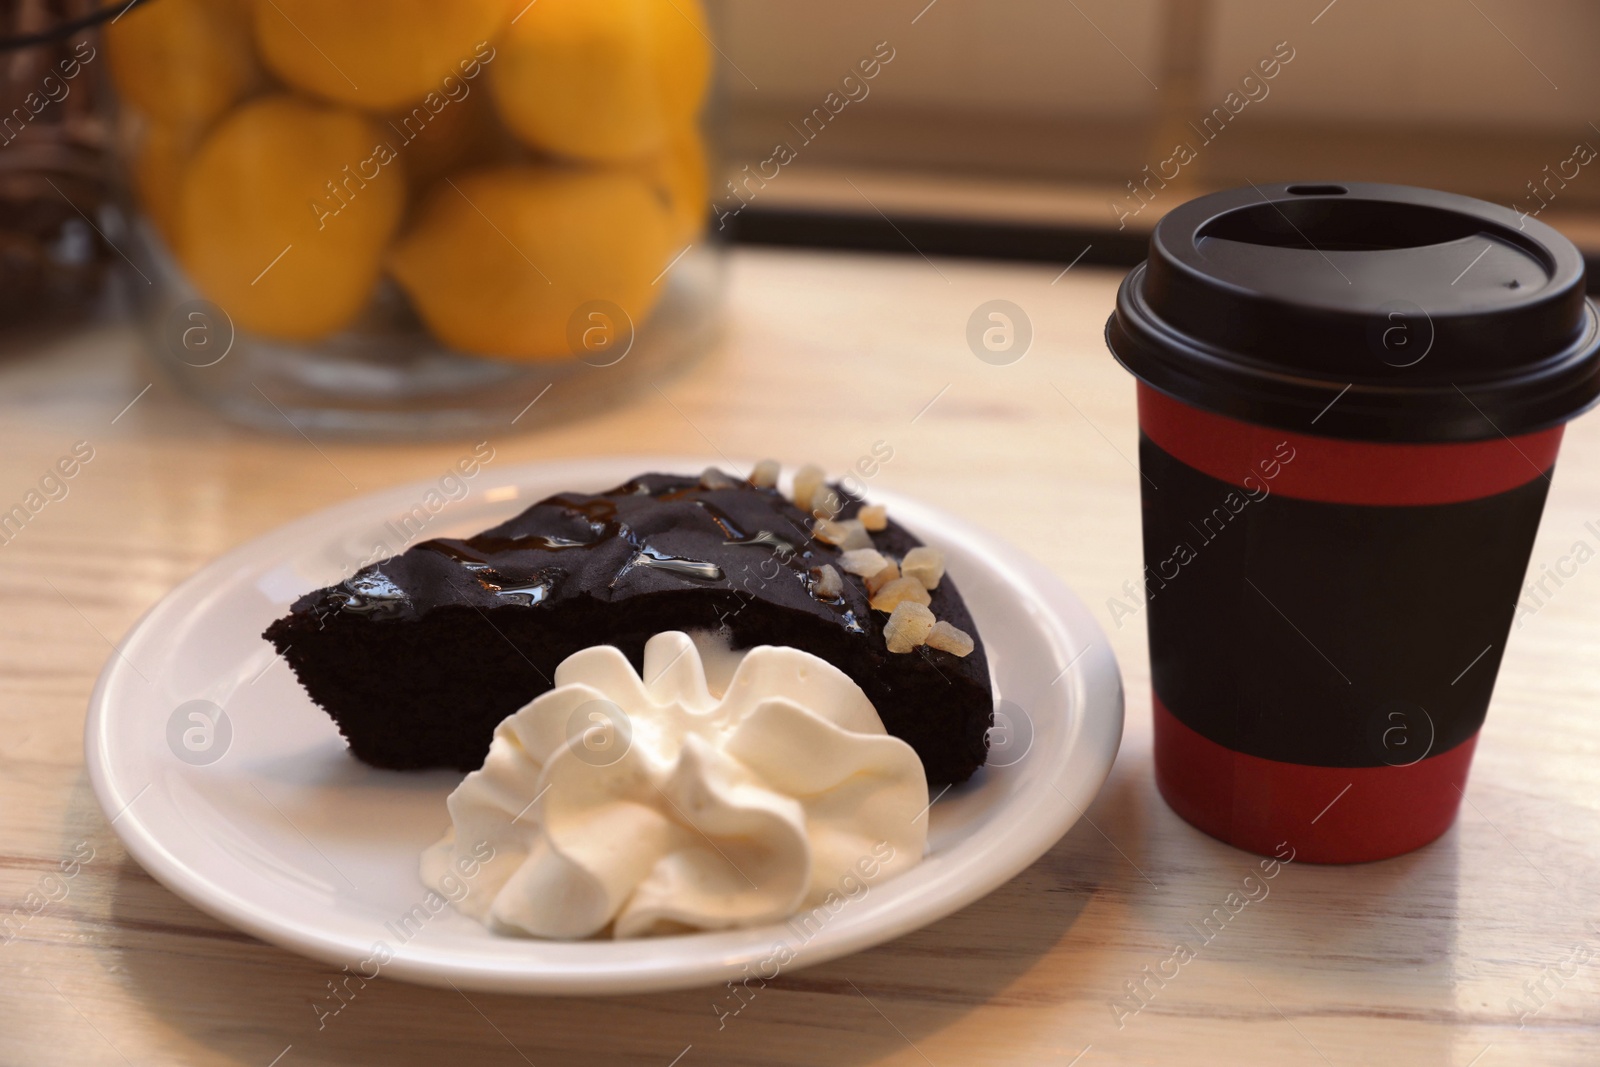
387 166 673 359
178 97 406 341
253 0 510 112
391 89 504 198
490 0 712 163
642 125 710 245
128 116 201 245
105 0 257 127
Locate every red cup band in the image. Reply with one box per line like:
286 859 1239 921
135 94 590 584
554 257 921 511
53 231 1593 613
1137 384 1564 506
1152 697 1476 863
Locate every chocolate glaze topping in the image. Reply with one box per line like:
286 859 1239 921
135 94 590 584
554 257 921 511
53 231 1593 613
265 472 992 786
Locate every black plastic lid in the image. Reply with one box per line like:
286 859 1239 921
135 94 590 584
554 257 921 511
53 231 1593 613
1106 181 1600 442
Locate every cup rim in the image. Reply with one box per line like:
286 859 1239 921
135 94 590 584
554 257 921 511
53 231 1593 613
1107 182 1600 443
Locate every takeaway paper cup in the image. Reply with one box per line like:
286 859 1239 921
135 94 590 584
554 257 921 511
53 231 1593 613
1107 182 1600 863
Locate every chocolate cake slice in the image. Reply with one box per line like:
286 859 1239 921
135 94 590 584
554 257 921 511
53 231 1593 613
264 470 993 785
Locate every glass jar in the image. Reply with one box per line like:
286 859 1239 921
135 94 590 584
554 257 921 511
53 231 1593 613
106 0 724 437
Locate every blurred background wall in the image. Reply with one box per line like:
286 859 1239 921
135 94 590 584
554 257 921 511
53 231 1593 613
719 0 1600 240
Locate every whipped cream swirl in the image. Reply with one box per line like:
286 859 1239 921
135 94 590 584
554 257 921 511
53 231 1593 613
421 631 928 939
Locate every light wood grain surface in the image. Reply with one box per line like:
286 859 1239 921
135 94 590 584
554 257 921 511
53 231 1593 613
2 247 1598 1066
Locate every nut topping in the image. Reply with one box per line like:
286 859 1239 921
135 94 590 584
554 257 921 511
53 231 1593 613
925 620 974 657
749 459 780 489
869 575 932 613
810 486 843 520
814 518 872 550
810 564 843 600
838 548 889 577
699 467 737 490
884 601 936 653
792 464 826 513
865 560 900 594
900 546 945 590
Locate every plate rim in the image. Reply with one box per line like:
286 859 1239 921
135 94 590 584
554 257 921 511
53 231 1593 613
85 454 1125 994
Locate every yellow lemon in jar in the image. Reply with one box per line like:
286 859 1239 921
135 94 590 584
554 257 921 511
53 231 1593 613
642 125 711 245
178 96 406 341
105 0 257 127
390 88 506 197
253 0 508 112
127 116 202 246
490 0 712 163
387 166 673 359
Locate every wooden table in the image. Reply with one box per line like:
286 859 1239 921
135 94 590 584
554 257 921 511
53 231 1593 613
2 247 1597 1066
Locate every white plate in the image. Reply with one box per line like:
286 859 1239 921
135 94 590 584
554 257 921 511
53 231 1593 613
86 456 1123 995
